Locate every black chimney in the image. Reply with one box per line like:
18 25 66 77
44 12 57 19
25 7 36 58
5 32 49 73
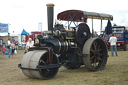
46 4 54 33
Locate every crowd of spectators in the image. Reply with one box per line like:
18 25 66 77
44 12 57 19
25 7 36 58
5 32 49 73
0 37 34 58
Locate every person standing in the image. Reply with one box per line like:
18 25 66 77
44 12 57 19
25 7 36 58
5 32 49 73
7 38 11 49
2 43 6 53
15 41 18 50
11 41 15 58
0 40 2 52
11 37 15 43
109 34 118 56
22 40 26 49
8 39 12 58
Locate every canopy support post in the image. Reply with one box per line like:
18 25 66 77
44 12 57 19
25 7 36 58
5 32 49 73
92 18 94 37
100 19 102 35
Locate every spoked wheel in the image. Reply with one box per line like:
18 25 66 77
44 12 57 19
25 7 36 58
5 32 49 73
82 38 108 71
21 51 59 80
39 52 59 79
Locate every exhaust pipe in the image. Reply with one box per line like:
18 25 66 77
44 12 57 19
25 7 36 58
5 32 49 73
46 4 54 33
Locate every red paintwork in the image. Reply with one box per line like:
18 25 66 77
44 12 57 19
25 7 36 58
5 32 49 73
107 41 124 49
25 31 42 42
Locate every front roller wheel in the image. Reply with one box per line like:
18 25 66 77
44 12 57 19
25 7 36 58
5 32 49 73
20 51 59 80
82 38 108 71
39 52 59 79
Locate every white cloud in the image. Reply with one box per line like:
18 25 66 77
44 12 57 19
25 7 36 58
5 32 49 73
0 0 128 34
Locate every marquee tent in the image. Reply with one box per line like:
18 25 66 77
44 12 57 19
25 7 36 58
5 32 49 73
21 29 29 35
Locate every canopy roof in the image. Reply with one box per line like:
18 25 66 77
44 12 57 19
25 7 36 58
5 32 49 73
21 29 34 35
21 29 29 35
57 10 113 22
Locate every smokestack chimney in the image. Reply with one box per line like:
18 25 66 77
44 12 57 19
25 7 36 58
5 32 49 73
46 3 54 33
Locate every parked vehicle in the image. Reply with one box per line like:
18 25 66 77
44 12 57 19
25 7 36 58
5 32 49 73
106 26 128 51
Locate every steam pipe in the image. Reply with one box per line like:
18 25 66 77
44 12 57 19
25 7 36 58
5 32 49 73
46 4 54 33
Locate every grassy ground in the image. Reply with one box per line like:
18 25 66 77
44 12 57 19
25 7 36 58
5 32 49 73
0 49 128 85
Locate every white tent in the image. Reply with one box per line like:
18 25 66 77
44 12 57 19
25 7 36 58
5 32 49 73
0 33 8 36
0 33 19 44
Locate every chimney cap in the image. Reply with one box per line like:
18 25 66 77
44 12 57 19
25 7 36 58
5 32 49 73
46 3 54 7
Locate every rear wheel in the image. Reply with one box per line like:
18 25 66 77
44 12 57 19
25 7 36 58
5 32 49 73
82 38 108 71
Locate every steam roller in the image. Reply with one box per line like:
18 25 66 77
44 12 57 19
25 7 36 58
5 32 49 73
18 3 113 80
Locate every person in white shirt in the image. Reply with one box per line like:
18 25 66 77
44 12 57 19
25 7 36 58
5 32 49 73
109 34 118 56
7 38 11 49
25 38 34 53
11 41 15 58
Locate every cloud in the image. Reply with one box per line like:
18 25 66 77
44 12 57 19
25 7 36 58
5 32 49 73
112 9 128 26
1 0 128 34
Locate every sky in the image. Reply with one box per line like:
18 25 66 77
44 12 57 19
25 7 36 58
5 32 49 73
0 0 128 34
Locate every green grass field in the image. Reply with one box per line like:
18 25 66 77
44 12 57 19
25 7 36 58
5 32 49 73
0 50 128 85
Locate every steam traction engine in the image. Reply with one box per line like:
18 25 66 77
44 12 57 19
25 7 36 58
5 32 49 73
18 4 113 79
